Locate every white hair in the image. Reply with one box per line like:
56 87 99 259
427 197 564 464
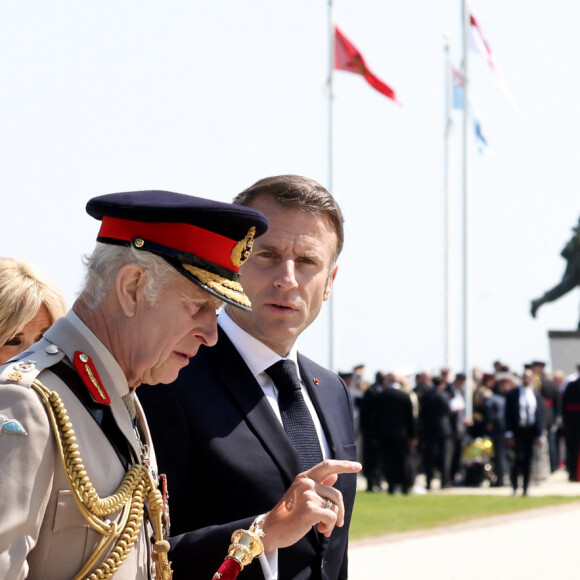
81 243 181 309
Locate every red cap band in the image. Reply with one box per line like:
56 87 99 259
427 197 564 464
98 217 240 272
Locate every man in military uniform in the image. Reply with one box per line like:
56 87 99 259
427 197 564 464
0 190 269 579
531 217 580 327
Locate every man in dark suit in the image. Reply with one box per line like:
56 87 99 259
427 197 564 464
139 175 360 579
445 372 467 484
373 373 417 494
412 371 434 477
359 371 385 492
419 378 453 490
505 369 544 496
413 371 433 401
481 382 507 486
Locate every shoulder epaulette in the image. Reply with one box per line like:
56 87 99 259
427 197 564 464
0 341 65 388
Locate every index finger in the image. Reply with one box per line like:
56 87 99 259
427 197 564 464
305 459 362 483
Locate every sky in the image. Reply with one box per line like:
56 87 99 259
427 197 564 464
2 1 580 384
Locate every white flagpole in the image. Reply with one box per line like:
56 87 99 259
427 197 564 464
443 35 452 369
327 0 336 371
462 0 473 420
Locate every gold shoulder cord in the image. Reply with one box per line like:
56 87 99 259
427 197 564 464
30 379 172 580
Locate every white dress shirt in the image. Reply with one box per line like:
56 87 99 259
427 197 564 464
519 385 537 427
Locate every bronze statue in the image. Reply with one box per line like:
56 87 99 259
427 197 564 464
531 217 580 328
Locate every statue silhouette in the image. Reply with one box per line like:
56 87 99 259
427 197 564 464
531 217 580 329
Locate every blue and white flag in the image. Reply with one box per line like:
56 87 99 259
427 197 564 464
453 68 489 154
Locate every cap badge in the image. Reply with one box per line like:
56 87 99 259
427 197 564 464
230 226 256 268
73 351 111 405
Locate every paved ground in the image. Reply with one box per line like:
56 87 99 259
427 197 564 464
348 469 580 579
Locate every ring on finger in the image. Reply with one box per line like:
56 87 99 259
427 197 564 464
325 498 334 510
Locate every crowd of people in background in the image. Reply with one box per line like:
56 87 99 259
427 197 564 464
341 360 580 497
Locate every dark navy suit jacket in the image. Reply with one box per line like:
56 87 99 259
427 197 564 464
138 327 357 580
505 386 544 437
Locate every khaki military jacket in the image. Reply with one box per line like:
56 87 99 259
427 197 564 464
0 310 155 579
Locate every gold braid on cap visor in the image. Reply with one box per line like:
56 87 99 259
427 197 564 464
182 263 251 309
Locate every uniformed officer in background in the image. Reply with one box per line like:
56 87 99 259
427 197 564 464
0 190 269 579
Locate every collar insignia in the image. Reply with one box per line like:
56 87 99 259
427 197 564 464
7 359 37 383
73 351 111 405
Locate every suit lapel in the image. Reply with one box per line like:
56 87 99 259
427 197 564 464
208 328 301 483
298 354 342 460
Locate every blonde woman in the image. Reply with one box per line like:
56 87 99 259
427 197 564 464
0 258 66 365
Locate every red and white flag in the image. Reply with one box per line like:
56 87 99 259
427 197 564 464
469 12 520 113
469 14 496 70
334 26 401 105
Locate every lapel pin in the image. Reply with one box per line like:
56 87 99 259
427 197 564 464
313 378 319 385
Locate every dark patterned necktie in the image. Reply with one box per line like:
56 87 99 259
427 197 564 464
266 359 323 471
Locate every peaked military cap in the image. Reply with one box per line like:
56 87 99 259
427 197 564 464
86 190 269 311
